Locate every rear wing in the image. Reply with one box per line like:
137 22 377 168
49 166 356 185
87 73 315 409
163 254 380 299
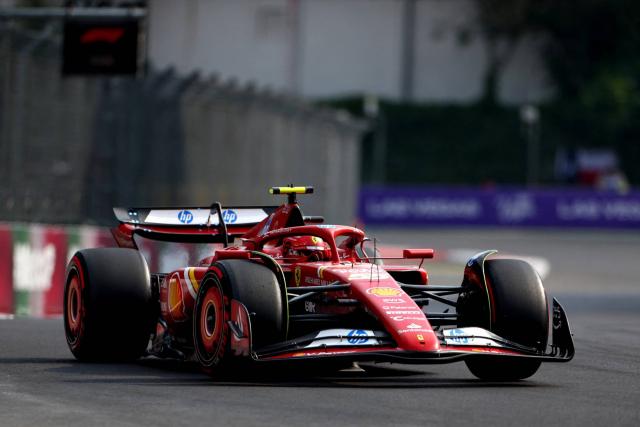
111 204 277 248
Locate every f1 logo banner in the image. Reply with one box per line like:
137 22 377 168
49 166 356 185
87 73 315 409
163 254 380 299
62 17 139 75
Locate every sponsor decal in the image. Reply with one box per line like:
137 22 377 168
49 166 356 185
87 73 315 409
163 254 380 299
446 328 469 344
304 276 331 286
347 329 369 344
294 266 301 286
390 316 426 321
442 327 504 347
13 243 56 292
367 287 402 297
417 334 424 342
361 187 640 228
384 310 423 315
177 210 194 224
445 337 501 347
382 306 419 310
495 193 536 223
382 298 406 304
211 208 268 226
348 267 390 281
293 350 359 357
397 328 433 334
80 28 125 44
304 301 316 313
302 329 381 349
2 224 111 317
317 265 328 279
406 323 422 329
553 304 562 330
222 209 238 224
364 196 481 221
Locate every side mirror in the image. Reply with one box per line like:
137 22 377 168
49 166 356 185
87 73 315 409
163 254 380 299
403 249 435 259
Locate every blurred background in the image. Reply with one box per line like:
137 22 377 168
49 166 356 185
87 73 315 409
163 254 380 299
1 0 639 316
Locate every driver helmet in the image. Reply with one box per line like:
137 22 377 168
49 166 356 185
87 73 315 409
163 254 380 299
282 236 331 261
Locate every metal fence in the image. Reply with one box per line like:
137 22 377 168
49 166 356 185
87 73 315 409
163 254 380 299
0 22 365 226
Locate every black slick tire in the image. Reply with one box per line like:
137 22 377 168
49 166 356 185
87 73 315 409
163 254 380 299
457 259 548 380
193 260 285 374
64 248 155 361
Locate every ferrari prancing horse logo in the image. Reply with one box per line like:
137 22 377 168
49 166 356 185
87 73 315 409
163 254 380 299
294 266 301 286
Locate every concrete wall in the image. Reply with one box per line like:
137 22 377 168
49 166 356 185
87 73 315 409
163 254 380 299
0 25 365 226
299 0 404 98
148 0 553 104
148 0 293 90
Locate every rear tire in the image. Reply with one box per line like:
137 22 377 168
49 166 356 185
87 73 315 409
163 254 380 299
64 248 155 361
194 260 285 374
457 259 548 380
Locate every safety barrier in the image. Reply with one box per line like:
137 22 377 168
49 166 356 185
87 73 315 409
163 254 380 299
0 224 113 317
359 186 640 228
0 222 244 317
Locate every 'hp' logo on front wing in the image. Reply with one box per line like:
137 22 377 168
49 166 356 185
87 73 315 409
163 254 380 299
347 329 369 344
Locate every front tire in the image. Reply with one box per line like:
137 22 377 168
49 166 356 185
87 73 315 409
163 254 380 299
64 248 155 361
457 259 548 380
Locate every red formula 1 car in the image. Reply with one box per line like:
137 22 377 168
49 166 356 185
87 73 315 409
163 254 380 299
64 186 574 380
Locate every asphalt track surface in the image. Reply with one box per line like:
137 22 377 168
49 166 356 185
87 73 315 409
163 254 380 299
1 229 639 426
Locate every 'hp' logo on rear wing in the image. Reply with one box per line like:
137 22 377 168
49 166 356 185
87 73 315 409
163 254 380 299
222 209 238 224
177 210 194 224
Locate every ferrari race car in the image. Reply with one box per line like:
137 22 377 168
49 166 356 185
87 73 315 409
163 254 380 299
64 186 574 380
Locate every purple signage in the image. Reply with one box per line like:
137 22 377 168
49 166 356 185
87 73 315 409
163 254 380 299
359 186 640 228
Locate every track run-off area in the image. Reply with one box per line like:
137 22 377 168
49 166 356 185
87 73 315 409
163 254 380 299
1 228 639 426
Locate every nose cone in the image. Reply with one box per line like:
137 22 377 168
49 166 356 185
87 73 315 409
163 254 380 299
329 264 439 351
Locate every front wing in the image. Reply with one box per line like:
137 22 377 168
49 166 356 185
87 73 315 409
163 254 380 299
250 298 574 364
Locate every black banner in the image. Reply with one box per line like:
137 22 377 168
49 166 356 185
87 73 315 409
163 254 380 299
62 17 139 75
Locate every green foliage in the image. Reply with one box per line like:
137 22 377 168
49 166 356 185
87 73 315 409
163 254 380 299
533 0 640 97
326 98 531 185
324 1 640 187
325 96 640 185
531 0 640 182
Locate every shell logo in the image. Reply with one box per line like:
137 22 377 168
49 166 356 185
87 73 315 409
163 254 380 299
366 287 402 297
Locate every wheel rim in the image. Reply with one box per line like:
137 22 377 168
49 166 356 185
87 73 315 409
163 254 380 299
200 286 224 354
66 274 82 340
